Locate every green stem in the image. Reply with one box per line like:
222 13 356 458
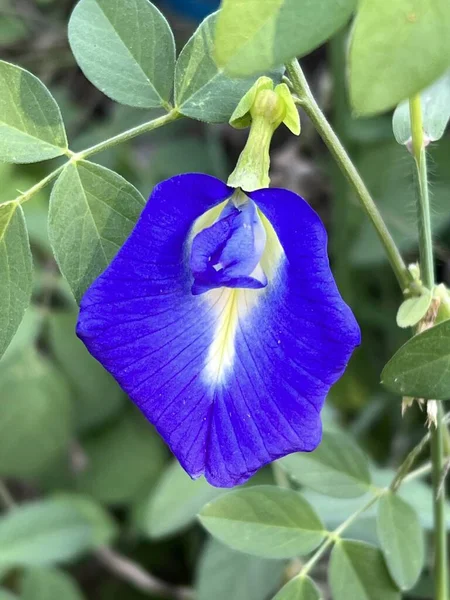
409 94 447 600
5 110 181 207
285 59 410 292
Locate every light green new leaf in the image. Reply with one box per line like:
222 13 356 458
0 348 72 478
175 13 282 123
279 430 371 498
199 486 325 559
68 0 175 108
329 540 400 600
48 312 124 432
196 539 285 600
396 290 433 329
381 320 450 400
0 496 116 569
393 71 450 144
49 160 145 301
0 202 32 360
349 0 450 115
215 0 356 77
76 411 167 505
272 575 322 600
21 568 85 600
0 60 67 162
144 460 222 539
377 493 424 590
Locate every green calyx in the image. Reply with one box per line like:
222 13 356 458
434 284 450 324
228 76 300 192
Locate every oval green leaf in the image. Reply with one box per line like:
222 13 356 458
377 493 424 590
329 540 400 600
272 575 322 600
144 460 222 539
0 60 67 163
396 290 433 329
0 202 33 360
175 13 282 123
48 311 124 433
196 539 285 600
49 160 145 301
279 430 371 498
199 486 326 559
0 348 72 478
215 0 356 77
21 568 85 600
349 0 450 115
381 320 450 400
0 496 116 569
393 71 450 144
68 0 175 108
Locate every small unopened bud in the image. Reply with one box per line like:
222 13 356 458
426 400 438 428
402 396 424 416
251 89 286 127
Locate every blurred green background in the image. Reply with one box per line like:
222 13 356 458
0 1 449 599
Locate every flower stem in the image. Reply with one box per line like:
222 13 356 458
285 59 411 293
409 93 448 600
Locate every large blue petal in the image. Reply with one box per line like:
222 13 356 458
77 176 360 487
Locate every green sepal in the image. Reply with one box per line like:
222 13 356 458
275 83 301 135
230 76 274 129
396 289 433 328
435 283 450 324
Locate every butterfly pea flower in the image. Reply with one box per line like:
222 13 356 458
77 78 360 488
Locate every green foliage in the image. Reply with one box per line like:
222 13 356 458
143 459 222 539
76 411 167 505
196 539 285 600
215 0 356 77
351 141 450 265
329 540 400 600
0 202 32 360
349 0 450 115
175 13 282 123
0 496 116 570
377 493 424 590
21 568 85 600
0 61 68 163
272 575 322 600
199 486 326 559
393 71 450 144
279 430 371 498
48 160 145 301
68 0 175 108
396 290 433 329
0 347 72 478
48 312 124 433
382 320 450 399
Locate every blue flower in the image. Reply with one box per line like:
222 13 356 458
77 173 360 488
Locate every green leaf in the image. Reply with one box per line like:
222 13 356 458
393 71 450 144
144 460 222 539
48 312 124 432
351 140 450 265
21 568 85 600
175 13 282 123
76 411 167 504
0 60 67 162
0 348 72 478
377 493 424 590
0 496 116 569
381 320 450 400
199 486 325 559
0 202 33 360
396 290 433 329
196 539 285 600
68 0 175 108
329 540 400 600
279 430 371 498
272 576 322 600
215 0 356 77
349 0 450 115
49 160 145 301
